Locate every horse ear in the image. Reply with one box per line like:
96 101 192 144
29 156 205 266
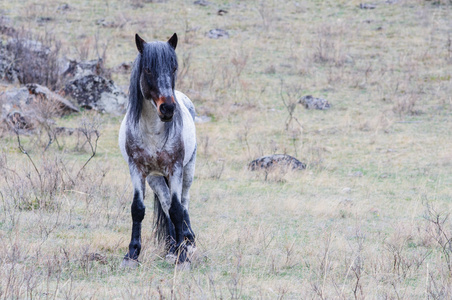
135 34 146 54
168 33 177 50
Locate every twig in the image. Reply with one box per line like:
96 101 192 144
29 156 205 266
76 129 100 179
15 129 43 191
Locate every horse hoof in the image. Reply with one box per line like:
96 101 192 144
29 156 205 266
187 245 197 256
165 253 177 264
121 258 140 269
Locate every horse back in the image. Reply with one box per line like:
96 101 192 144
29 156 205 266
175 91 197 167
175 91 196 121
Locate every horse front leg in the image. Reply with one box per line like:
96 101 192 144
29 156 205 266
122 169 146 268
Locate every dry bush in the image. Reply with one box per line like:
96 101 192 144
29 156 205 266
313 24 346 67
74 32 112 79
29 94 65 150
0 150 70 210
256 0 276 32
392 93 421 117
423 203 452 273
7 29 61 90
279 80 303 132
0 113 102 211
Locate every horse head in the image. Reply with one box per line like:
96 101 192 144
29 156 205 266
136 33 178 122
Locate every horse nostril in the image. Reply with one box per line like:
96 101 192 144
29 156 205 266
160 103 175 116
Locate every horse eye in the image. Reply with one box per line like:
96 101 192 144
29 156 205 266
144 67 151 74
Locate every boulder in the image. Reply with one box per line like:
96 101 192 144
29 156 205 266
0 87 34 130
298 95 331 110
26 83 79 114
60 58 105 80
248 154 306 171
63 74 127 114
0 84 78 131
60 58 126 114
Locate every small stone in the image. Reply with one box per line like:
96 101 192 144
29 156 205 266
57 3 71 11
206 29 229 39
349 171 363 177
194 0 210 6
217 9 228 16
359 3 377 9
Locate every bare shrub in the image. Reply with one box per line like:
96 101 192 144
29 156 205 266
74 32 111 79
423 202 452 274
1 146 69 210
0 113 102 211
279 80 303 132
392 93 420 117
7 29 61 90
176 49 192 90
75 113 102 179
29 94 65 150
256 0 275 32
313 24 345 66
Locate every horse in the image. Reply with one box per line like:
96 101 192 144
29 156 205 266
118 33 197 268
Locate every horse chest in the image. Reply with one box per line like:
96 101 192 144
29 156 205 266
126 137 183 177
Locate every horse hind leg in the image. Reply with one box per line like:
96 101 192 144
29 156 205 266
153 193 177 256
168 193 192 266
181 151 197 254
148 173 193 267
146 176 179 263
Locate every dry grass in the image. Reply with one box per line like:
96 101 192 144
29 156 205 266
1 0 452 298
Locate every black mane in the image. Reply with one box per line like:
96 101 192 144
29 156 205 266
128 41 178 125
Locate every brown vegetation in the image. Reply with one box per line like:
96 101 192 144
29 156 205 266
0 0 451 298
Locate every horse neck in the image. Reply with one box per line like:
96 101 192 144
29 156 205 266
139 99 166 134
137 98 181 147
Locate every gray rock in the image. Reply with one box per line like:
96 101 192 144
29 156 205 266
63 74 126 114
194 0 210 6
207 29 229 39
248 154 306 171
60 58 125 114
1 87 33 130
60 58 105 80
359 3 377 9
57 3 71 11
26 83 79 114
298 95 331 110
0 84 79 131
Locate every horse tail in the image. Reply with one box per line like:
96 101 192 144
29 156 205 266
153 193 168 246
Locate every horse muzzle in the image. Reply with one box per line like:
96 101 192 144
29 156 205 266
158 102 176 122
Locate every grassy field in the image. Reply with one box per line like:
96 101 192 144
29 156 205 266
1 0 451 298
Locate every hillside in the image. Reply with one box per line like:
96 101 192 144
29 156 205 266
0 0 451 298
